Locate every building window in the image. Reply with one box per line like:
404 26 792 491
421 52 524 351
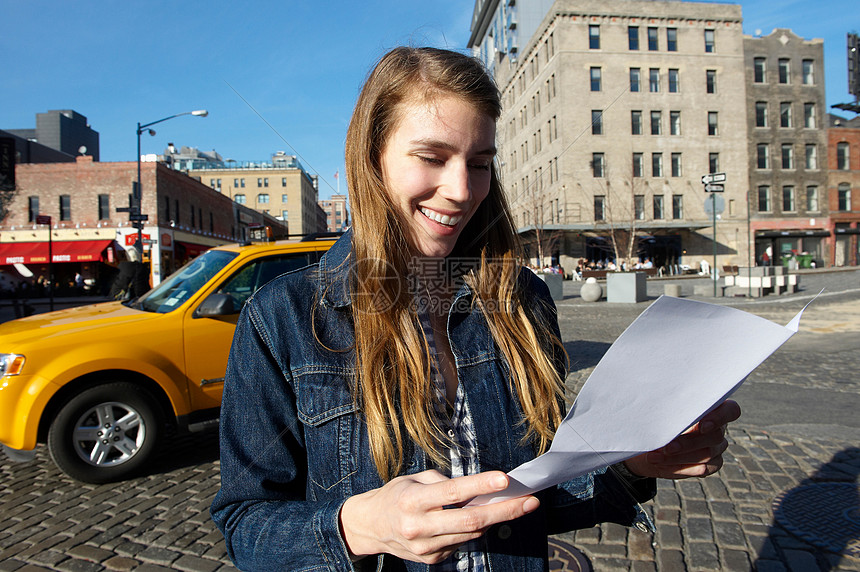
234 178 239 188
706 70 717 93
667 28 677 51
210 212 214 233
805 144 818 170
709 153 720 173
628 26 639 50
589 25 600 49
672 194 683 219
163 196 170 220
837 142 850 170
650 110 662 135
803 103 816 128
264 178 269 187
281 193 288 203
806 186 819 211
633 153 644 177
757 143 770 169
648 27 659 51
59 195 71 221
652 153 663 177
257 178 263 187
591 110 603 135
782 186 795 212
708 112 719 136
592 153 605 177
634 195 645 220
240 178 246 188
802 59 814 84
781 144 794 169
704 29 715 52
590 67 601 91
671 153 682 177
668 69 679 92
754 58 766 83
778 58 790 83
653 195 664 219
191 205 195 227
198 207 203 229
175 199 180 223
758 186 771 212
755 102 768 127
258 193 270 204
838 184 851 211
98 194 110 220
670 110 681 135
594 195 605 220
780 102 792 127
649 68 660 92
235 194 246 204
629 68 641 92
631 110 643 135
28 196 39 223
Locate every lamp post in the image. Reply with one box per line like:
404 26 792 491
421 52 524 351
132 109 208 254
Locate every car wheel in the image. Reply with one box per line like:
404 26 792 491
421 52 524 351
47 382 161 483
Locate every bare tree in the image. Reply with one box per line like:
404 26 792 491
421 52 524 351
590 166 647 270
519 170 562 269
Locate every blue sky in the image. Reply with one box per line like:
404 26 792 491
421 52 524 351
0 1 855 200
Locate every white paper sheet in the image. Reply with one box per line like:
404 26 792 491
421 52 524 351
471 294 814 505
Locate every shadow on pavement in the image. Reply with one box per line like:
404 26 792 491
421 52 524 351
757 446 860 570
563 340 611 373
147 427 221 476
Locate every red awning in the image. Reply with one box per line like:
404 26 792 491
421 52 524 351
175 241 211 258
0 240 115 265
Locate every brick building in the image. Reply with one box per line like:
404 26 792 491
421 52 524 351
318 194 349 232
0 156 285 292
828 114 860 266
745 29 829 268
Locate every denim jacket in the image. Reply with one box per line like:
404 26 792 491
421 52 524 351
211 233 655 571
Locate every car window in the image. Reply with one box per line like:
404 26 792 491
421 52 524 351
137 250 238 314
217 252 319 310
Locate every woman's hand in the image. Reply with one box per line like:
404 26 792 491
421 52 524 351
339 470 539 564
623 400 742 480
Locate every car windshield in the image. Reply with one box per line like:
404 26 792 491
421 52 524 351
136 250 238 314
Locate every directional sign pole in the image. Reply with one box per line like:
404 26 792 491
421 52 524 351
712 193 718 297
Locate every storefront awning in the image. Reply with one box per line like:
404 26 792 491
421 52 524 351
175 241 211 258
755 230 830 239
0 240 115 265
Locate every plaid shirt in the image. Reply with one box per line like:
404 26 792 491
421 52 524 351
419 310 487 572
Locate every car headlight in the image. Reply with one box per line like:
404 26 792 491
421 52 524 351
0 354 25 377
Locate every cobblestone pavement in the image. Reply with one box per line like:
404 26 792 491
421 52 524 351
1 269 859 571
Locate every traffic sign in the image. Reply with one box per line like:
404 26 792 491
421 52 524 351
35 215 52 225
129 214 149 222
701 172 727 184
704 184 725 192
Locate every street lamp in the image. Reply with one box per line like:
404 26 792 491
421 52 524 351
132 109 208 254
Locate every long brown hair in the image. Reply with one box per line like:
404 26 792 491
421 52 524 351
343 47 566 480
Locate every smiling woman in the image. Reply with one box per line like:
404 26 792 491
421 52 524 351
211 46 740 572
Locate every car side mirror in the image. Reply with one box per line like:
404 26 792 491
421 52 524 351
196 293 237 318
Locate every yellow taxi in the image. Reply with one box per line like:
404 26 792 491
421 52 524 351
0 234 338 482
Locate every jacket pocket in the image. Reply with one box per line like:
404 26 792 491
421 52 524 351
294 369 361 499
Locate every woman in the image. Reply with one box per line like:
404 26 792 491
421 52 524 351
211 47 739 571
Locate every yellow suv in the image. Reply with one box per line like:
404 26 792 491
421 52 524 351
0 234 338 482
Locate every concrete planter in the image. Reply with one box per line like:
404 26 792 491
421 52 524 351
607 272 647 303
536 273 564 301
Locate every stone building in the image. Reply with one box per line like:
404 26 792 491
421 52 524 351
174 149 326 238
471 0 750 273
828 114 860 266
5 110 100 162
0 156 284 291
744 29 829 268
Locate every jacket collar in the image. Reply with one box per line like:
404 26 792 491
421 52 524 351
318 230 353 308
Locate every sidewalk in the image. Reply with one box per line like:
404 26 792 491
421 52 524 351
0 269 858 571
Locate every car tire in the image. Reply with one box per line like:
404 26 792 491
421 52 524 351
47 382 161 483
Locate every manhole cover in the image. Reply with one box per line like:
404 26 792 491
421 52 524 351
548 538 592 571
773 482 860 557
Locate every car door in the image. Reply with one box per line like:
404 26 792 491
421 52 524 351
182 251 320 414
